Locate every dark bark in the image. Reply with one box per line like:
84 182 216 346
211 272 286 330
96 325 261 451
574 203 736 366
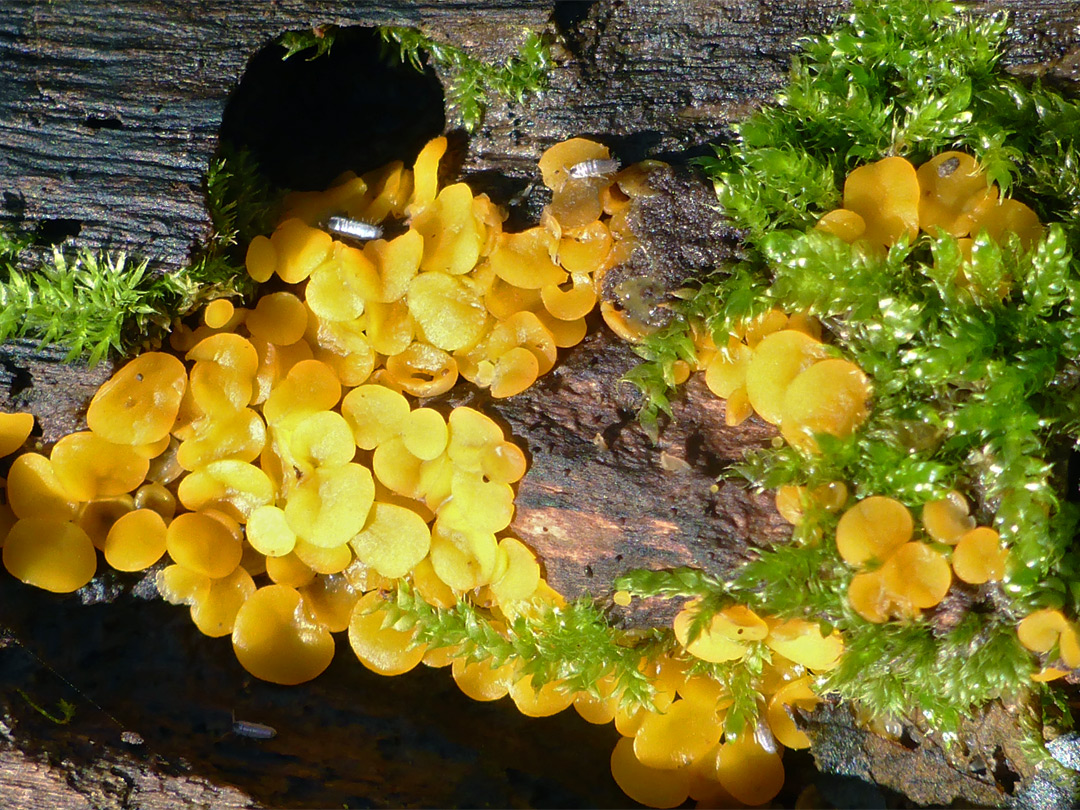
2 0 1080 808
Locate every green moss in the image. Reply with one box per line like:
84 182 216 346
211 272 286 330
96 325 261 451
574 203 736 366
379 26 549 133
617 0 1080 769
0 146 277 364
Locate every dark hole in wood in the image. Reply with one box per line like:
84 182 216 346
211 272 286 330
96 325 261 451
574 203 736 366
2 190 25 215
83 115 123 131
34 218 82 245
219 27 445 191
992 744 1020 794
1066 448 1080 502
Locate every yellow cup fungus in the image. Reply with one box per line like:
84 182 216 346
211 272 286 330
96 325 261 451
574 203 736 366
818 152 1043 256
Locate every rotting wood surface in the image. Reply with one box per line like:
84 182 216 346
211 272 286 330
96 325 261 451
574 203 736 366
2 0 1080 808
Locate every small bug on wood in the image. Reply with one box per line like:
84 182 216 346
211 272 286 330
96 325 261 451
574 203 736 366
567 158 620 180
326 216 383 242
232 717 277 740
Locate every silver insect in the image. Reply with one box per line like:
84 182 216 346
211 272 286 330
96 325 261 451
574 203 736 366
567 158 620 180
232 717 277 740
326 215 383 242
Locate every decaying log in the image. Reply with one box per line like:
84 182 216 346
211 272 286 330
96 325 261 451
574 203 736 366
3 0 1080 808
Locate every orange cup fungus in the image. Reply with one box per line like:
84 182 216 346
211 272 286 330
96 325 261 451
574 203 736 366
0 139 887 810
1018 608 1080 681
837 491 1010 624
817 151 1043 253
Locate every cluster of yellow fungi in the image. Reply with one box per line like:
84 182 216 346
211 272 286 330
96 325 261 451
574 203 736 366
599 598 843 808
236 135 642 400
699 309 872 453
818 151 1043 253
1018 608 1080 682
0 135 826 808
2 135 1066 807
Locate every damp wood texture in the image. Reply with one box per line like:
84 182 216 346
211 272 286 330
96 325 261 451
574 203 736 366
2 0 1080 808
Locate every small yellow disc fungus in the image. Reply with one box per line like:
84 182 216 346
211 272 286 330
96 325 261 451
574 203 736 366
305 253 371 323
673 600 751 663
87 352 187 445
489 346 540 399
835 496 913 565
50 431 150 502
348 591 426 676
490 536 541 604
816 208 867 242
633 698 724 770
1018 608 1070 653
341 384 411 450
133 481 177 521
968 197 1044 250
952 526 1008 584
3 518 97 593
284 463 374 548
246 292 308 346
766 676 821 749
410 556 457 608
177 459 275 522
704 341 752 399
7 453 80 520
270 217 334 284
780 358 871 453
574 677 620 725
744 329 827 425
265 552 317 588
1060 624 1080 670
708 729 785 806
480 440 528 485
190 567 256 638
509 673 574 717
0 412 34 458
288 411 356 470
362 229 423 303
881 542 952 609
103 509 168 571
451 657 517 702
445 473 515 533
77 494 135 550
203 298 235 329
176 407 267 471
922 490 975 544
401 408 449 461
539 138 611 192
292 538 353 575
232 584 335 685
166 511 243 579
156 564 211 606
429 518 499 591
842 156 920 247
385 342 459 398
766 619 844 671
609 737 691 810
407 272 489 352
413 183 485 276
299 573 361 633
408 135 447 214
489 227 567 290
541 274 597 322
350 501 432 579
917 151 997 237
262 359 342 428
847 570 893 624
365 300 415 356
245 504 296 558
245 234 277 283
